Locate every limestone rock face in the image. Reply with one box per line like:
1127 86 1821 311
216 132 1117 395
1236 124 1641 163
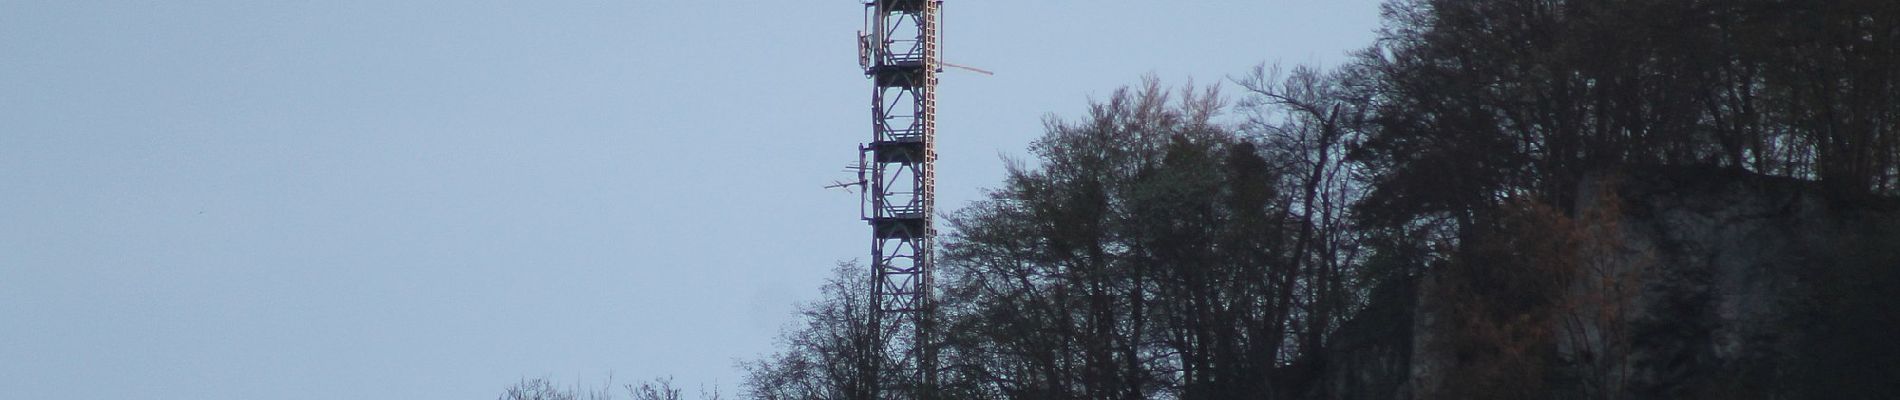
1585 167 1871 398
1312 277 1417 400
1316 167 1900 399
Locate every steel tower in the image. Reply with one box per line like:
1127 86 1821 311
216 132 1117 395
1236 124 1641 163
856 0 939 398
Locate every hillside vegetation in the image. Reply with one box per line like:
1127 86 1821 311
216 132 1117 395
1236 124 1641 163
736 0 1900 399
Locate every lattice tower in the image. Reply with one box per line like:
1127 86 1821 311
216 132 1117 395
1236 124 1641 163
855 0 940 398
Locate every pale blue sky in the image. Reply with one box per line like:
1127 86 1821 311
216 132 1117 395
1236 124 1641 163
0 2 1379 398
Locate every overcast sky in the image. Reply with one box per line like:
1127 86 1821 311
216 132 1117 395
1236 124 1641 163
0 1 1380 399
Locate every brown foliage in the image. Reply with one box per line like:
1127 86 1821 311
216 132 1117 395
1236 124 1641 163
1427 187 1643 400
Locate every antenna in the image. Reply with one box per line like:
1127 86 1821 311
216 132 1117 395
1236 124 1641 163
826 156 870 194
933 2 992 76
939 61 993 76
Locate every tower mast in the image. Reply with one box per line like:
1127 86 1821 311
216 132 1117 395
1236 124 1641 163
857 0 940 398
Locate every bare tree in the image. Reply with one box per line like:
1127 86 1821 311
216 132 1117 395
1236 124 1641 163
497 377 718 400
742 263 879 400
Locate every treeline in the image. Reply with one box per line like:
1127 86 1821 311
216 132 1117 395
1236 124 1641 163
1355 0 1900 236
740 0 1900 399
497 377 723 400
749 74 1363 400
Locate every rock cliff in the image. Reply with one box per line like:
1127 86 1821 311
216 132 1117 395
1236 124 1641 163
1318 167 1900 399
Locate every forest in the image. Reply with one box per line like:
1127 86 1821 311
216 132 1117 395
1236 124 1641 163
510 0 1900 398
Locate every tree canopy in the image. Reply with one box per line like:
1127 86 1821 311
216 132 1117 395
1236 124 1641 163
740 0 1900 399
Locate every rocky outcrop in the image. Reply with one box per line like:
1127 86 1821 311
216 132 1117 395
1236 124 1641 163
1316 166 1900 399
1311 277 1417 400
1583 167 1899 398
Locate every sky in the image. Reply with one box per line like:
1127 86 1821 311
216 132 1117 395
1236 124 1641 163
0 1 1381 399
